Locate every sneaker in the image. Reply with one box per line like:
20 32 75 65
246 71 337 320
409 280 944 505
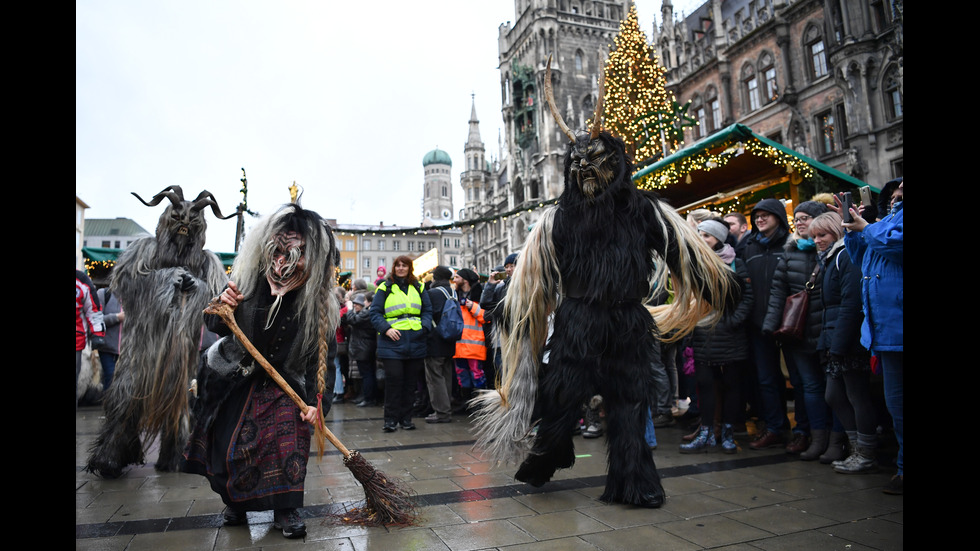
882 474 903 495
382 421 398 433
425 413 451 424
652 414 675 428
273 508 306 539
400 419 416 430
834 451 877 474
748 430 784 450
582 424 604 438
222 507 247 526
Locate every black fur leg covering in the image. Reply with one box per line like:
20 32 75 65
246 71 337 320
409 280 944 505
597 399 665 508
155 423 189 472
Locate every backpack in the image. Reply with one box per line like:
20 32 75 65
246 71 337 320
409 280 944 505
432 286 464 341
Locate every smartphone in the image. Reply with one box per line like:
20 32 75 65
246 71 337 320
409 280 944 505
841 192 853 223
858 185 873 209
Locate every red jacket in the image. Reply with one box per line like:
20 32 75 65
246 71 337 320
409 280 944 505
76 275 105 351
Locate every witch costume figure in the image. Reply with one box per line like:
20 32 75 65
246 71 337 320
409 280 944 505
183 203 340 539
86 186 234 478
471 60 741 508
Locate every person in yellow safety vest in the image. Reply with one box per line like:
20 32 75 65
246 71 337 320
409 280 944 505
369 255 432 433
452 268 486 409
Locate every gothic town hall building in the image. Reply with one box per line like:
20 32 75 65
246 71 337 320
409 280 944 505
459 0 902 275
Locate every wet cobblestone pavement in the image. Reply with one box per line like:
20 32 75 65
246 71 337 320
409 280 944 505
76 403 902 550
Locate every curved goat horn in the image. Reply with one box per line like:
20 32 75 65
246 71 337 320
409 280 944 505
545 56 577 142
132 185 184 208
590 59 606 139
191 190 238 220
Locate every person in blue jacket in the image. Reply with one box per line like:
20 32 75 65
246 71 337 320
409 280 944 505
370 255 432 433
834 177 903 495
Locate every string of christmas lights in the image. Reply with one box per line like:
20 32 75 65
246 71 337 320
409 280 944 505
632 139 816 192
333 198 559 237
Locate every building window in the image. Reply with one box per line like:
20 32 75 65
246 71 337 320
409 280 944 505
346 239 354 251
742 65 760 112
694 103 706 139
346 258 354 269
805 25 828 80
817 110 837 156
392 240 400 251
114 240 121 248
883 66 902 120
363 239 371 251
407 241 415 252
454 238 461 248
707 86 721 131
378 239 385 251
364 257 371 269
759 52 778 103
102 240 110 248
575 50 584 74
442 185 448 197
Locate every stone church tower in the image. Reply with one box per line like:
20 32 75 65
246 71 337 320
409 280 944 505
461 0 630 273
421 147 454 227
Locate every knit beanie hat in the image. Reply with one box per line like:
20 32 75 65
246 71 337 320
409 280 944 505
505 253 519 266
456 268 480 285
794 200 828 219
697 219 730 243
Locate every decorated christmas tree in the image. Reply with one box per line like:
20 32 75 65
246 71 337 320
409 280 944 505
602 4 693 168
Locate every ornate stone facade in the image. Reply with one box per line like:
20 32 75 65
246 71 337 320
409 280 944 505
654 0 902 191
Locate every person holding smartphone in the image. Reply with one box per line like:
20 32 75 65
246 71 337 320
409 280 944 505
831 177 903 495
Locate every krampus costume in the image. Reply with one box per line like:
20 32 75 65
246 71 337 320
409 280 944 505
86 186 234 478
471 60 741 508
183 204 338 535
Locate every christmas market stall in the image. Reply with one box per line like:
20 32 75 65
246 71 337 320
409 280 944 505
630 123 875 217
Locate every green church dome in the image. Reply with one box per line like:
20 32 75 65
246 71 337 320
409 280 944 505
422 148 452 167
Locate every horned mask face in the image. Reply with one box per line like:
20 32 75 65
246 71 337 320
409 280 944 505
569 136 618 199
164 201 207 247
265 231 308 295
544 56 614 199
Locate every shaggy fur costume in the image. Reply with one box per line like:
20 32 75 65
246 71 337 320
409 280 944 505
471 130 741 508
86 186 233 478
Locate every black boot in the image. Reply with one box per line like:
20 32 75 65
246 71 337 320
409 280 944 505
453 387 473 414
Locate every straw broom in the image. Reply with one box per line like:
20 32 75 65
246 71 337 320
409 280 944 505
204 297 419 526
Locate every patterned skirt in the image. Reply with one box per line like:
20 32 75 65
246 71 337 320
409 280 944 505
185 375 310 511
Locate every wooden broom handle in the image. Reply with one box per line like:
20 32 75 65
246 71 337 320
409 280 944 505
204 298 352 457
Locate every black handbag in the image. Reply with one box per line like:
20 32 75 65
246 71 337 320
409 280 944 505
773 264 821 341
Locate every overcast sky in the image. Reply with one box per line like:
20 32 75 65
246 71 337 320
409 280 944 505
77 0 704 252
